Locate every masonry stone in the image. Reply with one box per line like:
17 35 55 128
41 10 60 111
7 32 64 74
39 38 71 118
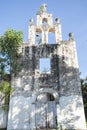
0 4 86 130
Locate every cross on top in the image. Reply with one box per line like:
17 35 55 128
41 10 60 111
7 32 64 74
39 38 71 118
41 3 47 12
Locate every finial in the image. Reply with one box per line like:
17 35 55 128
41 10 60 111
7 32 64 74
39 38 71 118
69 33 74 40
37 4 47 14
29 18 34 25
55 18 60 24
42 3 47 12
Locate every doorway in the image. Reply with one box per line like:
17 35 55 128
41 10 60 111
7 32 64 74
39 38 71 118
35 93 57 129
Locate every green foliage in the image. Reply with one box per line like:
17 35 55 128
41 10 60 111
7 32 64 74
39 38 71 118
81 77 87 121
0 81 14 111
0 29 23 74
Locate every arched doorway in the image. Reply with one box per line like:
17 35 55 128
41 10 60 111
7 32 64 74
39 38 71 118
35 93 57 129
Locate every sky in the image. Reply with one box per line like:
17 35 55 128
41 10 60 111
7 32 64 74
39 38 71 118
40 58 50 74
0 0 87 78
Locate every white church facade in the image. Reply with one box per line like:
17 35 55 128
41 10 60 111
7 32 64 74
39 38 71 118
0 4 86 130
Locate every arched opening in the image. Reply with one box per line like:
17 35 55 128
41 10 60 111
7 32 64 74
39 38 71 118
35 92 57 129
35 33 42 45
42 18 48 26
36 93 55 103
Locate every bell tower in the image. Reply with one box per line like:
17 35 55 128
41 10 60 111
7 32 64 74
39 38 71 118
28 4 62 45
7 4 86 130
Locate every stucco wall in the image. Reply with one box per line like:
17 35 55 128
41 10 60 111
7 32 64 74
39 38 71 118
0 109 7 128
58 95 86 129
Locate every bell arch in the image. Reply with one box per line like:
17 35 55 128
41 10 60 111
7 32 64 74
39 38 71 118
35 28 42 45
42 17 48 26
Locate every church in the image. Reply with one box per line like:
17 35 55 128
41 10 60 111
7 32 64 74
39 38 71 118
1 4 86 130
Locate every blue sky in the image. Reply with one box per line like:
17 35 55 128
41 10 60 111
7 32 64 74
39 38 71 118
40 58 50 74
0 0 87 78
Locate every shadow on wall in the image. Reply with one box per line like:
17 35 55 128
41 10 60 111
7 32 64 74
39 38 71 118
6 43 86 129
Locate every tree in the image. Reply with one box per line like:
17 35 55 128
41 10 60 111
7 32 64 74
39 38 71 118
0 29 23 110
0 29 23 75
81 77 87 121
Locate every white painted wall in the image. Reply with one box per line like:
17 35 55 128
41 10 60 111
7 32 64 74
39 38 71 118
7 96 36 130
0 109 7 128
59 95 87 129
7 94 87 130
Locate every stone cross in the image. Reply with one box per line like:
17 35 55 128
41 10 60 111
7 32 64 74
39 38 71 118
41 3 47 13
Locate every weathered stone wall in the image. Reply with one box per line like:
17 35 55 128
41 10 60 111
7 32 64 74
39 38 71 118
58 95 86 129
7 43 60 130
7 40 86 130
